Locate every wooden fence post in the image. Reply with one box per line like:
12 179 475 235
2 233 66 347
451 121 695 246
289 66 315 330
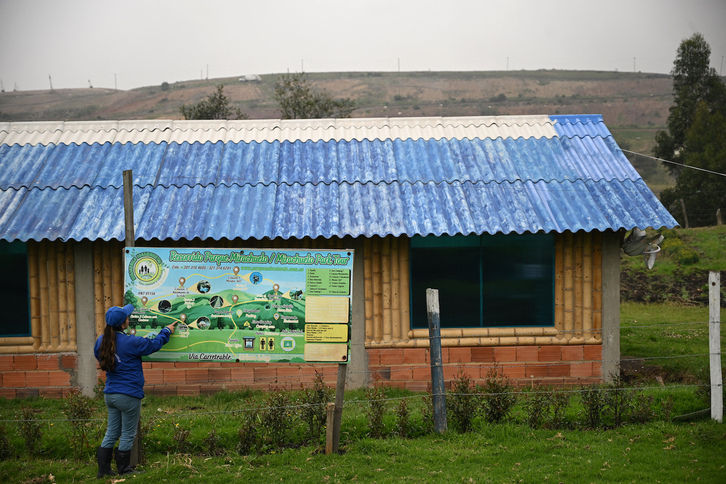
426 288 447 434
325 363 347 454
123 170 142 467
709 271 722 423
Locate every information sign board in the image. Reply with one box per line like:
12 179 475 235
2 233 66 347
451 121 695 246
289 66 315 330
123 247 353 363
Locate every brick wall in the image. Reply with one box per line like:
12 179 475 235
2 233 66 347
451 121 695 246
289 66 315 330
368 345 603 391
1 345 603 398
0 354 77 398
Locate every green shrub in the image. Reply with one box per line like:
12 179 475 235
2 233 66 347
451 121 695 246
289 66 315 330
298 372 333 444
448 368 480 432
62 389 95 459
479 367 516 423
19 407 42 457
394 398 411 438
236 411 259 456
579 386 606 429
0 424 12 460
171 421 191 454
260 387 294 449
365 381 388 439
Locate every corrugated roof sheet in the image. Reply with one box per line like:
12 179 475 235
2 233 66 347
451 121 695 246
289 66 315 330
0 115 677 242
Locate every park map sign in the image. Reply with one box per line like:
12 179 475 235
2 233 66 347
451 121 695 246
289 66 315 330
124 247 353 364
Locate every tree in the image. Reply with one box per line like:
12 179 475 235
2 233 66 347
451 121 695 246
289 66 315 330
179 84 247 120
654 33 726 227
660 102 726 227
654 33 726 175
274 73 355 119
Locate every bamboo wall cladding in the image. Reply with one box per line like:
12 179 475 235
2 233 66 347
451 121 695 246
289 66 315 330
365 232 602 348
364 235 410 345
93 241 129 337
27 241 77 352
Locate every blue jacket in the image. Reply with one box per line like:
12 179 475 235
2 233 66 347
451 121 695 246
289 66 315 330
94 328 171 399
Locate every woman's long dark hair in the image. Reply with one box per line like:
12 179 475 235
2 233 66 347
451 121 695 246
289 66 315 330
98 325 120 372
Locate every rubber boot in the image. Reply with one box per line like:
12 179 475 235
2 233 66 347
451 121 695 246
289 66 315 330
96 446 116 478
115 448 142 475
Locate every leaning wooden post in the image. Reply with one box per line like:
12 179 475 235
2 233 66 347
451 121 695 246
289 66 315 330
123 170 142 466
325 363 347 454
709 271 722 423
426 288 447 433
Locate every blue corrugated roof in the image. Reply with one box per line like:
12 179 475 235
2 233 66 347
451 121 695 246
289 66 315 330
0 115 677 242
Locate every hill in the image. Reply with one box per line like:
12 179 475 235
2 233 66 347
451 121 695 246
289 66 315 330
0 70 676 193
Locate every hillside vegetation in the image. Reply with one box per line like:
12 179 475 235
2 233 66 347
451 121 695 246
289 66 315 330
620 224 726 306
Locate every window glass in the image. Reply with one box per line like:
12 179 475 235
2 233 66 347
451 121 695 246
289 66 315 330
0 241 31 337
410 233 554 329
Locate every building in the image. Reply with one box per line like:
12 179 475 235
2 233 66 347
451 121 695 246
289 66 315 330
0 115 677 397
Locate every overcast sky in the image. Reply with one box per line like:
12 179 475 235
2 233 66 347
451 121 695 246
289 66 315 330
1 0 725 92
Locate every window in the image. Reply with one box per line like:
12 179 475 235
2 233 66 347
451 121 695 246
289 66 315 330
0 241 31 337
410 233 554 329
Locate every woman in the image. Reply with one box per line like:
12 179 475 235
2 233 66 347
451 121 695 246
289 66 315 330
94 304 176 477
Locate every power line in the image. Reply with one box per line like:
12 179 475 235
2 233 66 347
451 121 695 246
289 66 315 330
622 149 726 178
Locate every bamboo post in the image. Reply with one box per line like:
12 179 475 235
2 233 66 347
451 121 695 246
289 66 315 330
680 199 689 229
709 271 722 423
426 288 447 434
381 237 392 343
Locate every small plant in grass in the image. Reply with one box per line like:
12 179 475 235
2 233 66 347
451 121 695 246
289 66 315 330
394 398 411 438
202 428 222 456
548 387 571 428
523 388 550 429
261 386 294 449
579 386 607 429
630 390 656 424
448 368 480 432
62 389 94 459
298 372 333 444
603 374 634 428
171 421 191 454
93 378 105 400
237 411 260 456
0 424 12 460
19 407 42 457
420 392 434 434
479 366 516 423
365 379 388 438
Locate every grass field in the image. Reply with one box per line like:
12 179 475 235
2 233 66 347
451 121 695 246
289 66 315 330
1 300 724 483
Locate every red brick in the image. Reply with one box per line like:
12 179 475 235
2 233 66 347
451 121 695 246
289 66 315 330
147 385 177 396
61 355 77 369
380 349 405 365
50 371 71 386
3 372 25 387
177 385 200 396
185 369 209 383
547 364 571 377
150 361 176 369
524 364 548 378
0 355 13 369
277 366 303 380
230 368 255 384
592 362 602 378
570 363 593 377
0 388 16 399
405 381 430 392
201 384 223 395
584 345 602 361
26 372 50 387
36 355 60 370
366 348 381 365
254 367 277 383
561 346 585 361
16 388 39 398
539 346 562 361
144 369 164 385
502 364 526 380
39 388 64 398
14 355 37 371
493 347 516 362
411 366 432 381
442 365 464 381
516 346 539 362
448 348 472 363
163 369 186 384
471 347 495 362
402 348 427 364
208 368 231 382
389 365 413 381
386 381 406 389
